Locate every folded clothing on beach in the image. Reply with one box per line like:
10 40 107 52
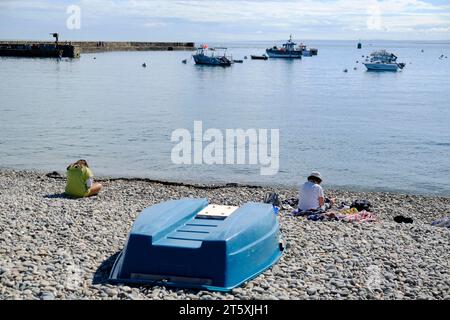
291 207 326 217
337 207 359 215
282 197 298 207
431 216 450 228
290 198 377 223
307 214 323 221
307 211 339 222
338 210 377 223
292 208 377 223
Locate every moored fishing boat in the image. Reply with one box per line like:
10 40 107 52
266 35 302 59
192 45 232 66
298 43 317 56
109 198 284 291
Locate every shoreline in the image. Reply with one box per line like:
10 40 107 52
1 168 449 300
3 166 449 198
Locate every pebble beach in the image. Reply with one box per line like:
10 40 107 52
0 169 449 300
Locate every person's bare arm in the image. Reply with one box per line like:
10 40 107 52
318 197 325 207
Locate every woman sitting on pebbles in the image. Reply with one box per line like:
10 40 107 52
298 171 334 212
65 159 102 198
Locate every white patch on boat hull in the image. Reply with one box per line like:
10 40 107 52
196 204 238 220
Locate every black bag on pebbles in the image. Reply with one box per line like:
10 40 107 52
264 192 280 207
350 199 372 212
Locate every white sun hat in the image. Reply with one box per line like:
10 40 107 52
308 171 323 182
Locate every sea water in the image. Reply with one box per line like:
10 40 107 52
0 40 449 195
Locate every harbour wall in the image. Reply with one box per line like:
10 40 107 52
73 41 196 53
0 41 195 58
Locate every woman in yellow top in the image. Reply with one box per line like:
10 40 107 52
65 159 102 198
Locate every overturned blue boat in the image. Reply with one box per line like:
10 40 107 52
109 198 284 291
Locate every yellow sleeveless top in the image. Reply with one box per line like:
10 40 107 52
65 165 93 198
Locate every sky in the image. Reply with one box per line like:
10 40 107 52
0 0 449 41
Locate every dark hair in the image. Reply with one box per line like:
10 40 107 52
67 159 89 170
308 176 322 184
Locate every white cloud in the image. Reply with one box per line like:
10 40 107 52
1 0 449 39
80 0 450 31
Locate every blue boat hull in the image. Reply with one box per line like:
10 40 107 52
193 54 232 66
266 48 302 59
109 198 283 291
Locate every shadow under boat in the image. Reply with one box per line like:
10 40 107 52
93 251 122 285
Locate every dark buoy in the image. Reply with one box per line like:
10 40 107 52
357 42 362 49
244 56 248 59
353 67 357 70
421 49 424 52
343 69 348 73
142 63 147 67
182 59 187 64
93 57 96 60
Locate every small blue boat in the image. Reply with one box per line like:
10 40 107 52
192 45 232 66
109 198 284 291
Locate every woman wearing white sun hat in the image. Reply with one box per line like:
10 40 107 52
298 171 334 212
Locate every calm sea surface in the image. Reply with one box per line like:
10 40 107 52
1 40 449 195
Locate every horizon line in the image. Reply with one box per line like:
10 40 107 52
1 38 449 43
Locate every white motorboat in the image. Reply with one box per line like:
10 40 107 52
363 50 405 71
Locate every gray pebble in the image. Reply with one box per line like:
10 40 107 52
0 168 448 300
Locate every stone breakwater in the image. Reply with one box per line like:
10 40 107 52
0 41 195 54
74 41 196 53
0 169 449 300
